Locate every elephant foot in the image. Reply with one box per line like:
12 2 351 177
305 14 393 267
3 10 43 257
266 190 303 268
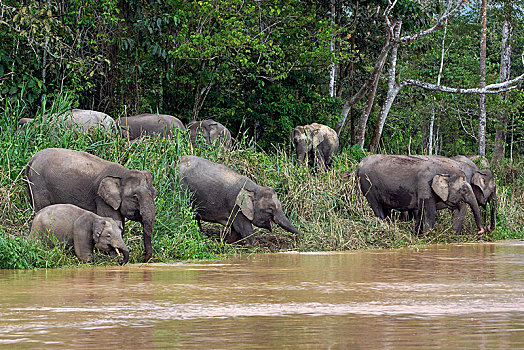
143 252 152 262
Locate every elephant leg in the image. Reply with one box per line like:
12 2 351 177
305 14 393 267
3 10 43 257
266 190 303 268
314 148 326 171
367 198 388 220
195 215 203 232
31 188 52 212
226 228 242 244
421 200 437 235
415 200 436 236
232 215 255 245
451 202 467 234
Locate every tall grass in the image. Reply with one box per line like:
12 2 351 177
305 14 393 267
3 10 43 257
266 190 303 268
1 94 523 269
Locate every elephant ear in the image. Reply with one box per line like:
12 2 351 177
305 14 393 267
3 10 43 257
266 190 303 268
98 176 122 210
207 122 220 141
431 174 450 202
235 188 255 221
472 171 490 198
291 127 303 141
311 129 325 148
92 218 106 243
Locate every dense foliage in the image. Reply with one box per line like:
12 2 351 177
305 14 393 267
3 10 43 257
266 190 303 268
2 0 521 153
0 0 523 268
1 95 523 269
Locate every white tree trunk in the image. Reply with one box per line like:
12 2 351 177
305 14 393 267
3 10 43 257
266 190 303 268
478 0 488 156
328 0 336 98
429 20 448 155
493 19 512 164
369 21 402 152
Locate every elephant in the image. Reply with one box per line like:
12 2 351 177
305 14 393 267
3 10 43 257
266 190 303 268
25 148 157 261
188 119 232 149
449 155 497 232
18 109 116 133
117 113 185 140
356 154 485 236
177 155 300 244
291 123 339 171
29 204 129 265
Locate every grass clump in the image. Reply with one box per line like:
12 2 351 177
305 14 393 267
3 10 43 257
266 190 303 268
0 93 523 269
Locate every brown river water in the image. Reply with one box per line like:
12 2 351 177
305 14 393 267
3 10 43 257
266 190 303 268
1 241 524 349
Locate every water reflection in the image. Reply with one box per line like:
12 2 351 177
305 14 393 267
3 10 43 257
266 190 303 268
1 241 523 348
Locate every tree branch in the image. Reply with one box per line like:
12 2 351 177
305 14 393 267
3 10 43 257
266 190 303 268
399 0 464 44
402 71 524 94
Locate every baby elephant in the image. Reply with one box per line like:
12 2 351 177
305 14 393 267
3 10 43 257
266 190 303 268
29 204 130 265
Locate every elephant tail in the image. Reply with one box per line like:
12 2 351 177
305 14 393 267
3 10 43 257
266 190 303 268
24 158 35 212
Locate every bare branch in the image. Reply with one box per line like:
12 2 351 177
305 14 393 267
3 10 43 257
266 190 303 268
399 0 465 44
402 70 524 94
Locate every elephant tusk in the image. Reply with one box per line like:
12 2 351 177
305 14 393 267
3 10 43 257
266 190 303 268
115 248 121 257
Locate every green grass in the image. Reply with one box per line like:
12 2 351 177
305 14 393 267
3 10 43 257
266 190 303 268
1 94 523 269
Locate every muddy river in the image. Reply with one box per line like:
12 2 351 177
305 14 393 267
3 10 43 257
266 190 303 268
1 241 523 348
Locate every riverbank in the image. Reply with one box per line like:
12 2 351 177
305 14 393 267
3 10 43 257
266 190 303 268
1 96 523 268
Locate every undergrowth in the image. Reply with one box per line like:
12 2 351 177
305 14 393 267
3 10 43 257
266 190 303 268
1 94 523 269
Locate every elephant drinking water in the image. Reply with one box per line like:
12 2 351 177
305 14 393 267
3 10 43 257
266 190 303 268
356 154 485 236
30 204 130 265
25 148 157 261
177 155 300 244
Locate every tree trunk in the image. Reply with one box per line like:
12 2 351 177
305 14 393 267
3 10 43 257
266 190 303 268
478 0 488 156
335 39 392 136
328 0 336 99
429 20 448 155
492 19 512 164
369 21 402 152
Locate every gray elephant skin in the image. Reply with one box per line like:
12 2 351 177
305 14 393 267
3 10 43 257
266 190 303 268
405 155 497 233
178 155 300 244
117 113 185 140
19 109 116 132
188 119 232 149
25 148 157 261
291 123 339 170
449 155 497 232
356 154 485 236
29 204 129 264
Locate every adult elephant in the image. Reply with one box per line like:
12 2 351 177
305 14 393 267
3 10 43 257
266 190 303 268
25 148 157 261
356 154 485 236
291 123 339 171
449 155 497 232
18 109 116 132
188 119 232 149
117 113 185 140
178 155 300 244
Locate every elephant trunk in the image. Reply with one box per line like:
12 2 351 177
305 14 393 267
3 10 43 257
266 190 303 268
140 196 156 262
489 190 497 231
274 211 301 236
118 248 130 265
465 190 485 235
297 150 306 163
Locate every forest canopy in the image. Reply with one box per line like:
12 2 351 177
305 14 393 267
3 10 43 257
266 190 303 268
1 0 523 158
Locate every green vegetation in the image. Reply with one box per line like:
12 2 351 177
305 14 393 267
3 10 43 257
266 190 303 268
1 96 523 269
1 0 523 268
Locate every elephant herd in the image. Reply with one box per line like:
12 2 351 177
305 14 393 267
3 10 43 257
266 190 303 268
356 154 497 236
19 109 233 148
21 111 335 265
20 109 496 266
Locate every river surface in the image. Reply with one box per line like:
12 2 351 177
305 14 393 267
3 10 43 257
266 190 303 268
1 241 524 349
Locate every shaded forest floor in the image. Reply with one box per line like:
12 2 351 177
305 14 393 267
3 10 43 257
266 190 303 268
1 98 523 269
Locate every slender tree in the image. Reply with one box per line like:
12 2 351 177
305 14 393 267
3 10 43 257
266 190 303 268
492 3 513 164
478 0 488 156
